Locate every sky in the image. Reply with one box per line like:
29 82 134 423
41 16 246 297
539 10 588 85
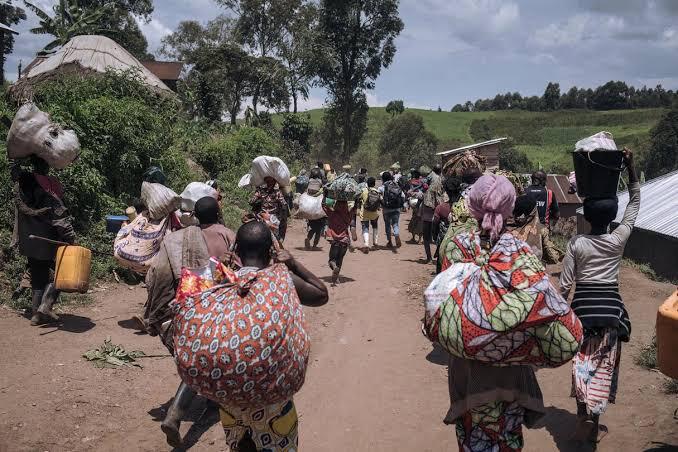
8 0 678 111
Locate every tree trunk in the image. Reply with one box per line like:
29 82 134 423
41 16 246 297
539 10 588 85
230 108 237 125
0 10 6 86
252 84 260 115
292 91 298 114
342 91 352 161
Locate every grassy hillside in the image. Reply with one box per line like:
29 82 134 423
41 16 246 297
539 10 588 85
281 107 665 173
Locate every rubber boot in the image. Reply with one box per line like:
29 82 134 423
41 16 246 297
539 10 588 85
362 232 370 253
30 290 45 326
161 382 196 448
372 230 379 249
37 283 60 323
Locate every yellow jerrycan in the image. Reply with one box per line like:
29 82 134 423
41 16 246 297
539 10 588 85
54 245 92 294
657 290 678 379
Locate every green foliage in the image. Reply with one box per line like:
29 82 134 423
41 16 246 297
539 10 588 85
543 82 561 111
280 113 313 162
645 109 678 178
499 146 532 173
379 112 438 170
24 0 110 52
385 100 404 117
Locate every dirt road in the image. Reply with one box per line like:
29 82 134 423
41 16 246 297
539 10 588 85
1 217 676 451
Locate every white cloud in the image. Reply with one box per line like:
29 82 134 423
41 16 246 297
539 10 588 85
660 27 678 48
296 95 327 112
418 0 520 34
134 16 173 54
532 13 625 48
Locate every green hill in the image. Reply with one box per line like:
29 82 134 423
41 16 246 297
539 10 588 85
283 107 666 172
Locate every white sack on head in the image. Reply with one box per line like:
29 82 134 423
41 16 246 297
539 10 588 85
141 181 181 220
245 156 291 188
238 173 252 188
7 103 80 169
180 182 218 212
575 131 617 152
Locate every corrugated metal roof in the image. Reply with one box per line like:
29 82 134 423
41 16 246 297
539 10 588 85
437 138 507 156
546 174 583 205
576 169 678 239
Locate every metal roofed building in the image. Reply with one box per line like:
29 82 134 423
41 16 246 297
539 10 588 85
437 138 507 169
576 169 678 280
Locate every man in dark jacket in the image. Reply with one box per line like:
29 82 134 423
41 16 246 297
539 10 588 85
13 156 76 325
525 170 560 228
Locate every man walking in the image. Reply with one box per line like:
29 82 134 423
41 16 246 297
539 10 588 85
379 171 406 249
525 170 561 263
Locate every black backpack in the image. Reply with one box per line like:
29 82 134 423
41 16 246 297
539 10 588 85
383 181 403 209
364 188 381 211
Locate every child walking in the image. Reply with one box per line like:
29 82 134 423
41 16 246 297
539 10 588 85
323 198 356 285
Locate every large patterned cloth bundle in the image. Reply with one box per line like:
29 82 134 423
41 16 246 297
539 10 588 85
424 231 583 367
172 264 310 408
325 173 359 201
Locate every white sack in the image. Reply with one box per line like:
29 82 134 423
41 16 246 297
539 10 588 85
141 181 181 220
244 156 291 188
297 193 326 220
180 182 218 212
7 103 80 169
575 131 617 152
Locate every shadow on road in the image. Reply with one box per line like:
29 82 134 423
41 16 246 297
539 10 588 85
149 395 221 451
425 343 448 366
293 247 324 252
538 406 596 452
320 275 356 284
38 314 95 335
644 443 678 452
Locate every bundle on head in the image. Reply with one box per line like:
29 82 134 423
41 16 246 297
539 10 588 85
443 150 487 177
467 174 517 241
493 169 529 195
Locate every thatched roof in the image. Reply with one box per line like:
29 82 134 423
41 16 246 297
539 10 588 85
11 35 173 100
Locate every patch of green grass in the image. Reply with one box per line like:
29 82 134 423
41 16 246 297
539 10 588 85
274 107 666 172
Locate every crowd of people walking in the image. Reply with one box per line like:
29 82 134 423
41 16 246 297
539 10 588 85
10 144 641 451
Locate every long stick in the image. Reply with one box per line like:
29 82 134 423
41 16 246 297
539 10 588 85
29 235 113 257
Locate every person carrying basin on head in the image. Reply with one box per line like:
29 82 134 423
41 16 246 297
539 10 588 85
560 149 640 446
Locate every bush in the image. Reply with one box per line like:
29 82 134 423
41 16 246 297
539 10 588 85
379 112 438 170
499 147 532 173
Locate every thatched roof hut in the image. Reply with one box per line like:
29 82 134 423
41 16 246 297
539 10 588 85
11 35 173 100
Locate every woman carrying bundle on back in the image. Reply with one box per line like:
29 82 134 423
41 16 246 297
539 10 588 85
560 149 639 446
423 174 583 452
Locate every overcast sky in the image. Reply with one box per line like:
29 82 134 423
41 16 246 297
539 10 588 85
9 0 678 111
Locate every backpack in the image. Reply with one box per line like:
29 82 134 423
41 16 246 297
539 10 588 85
172 264 310 408
383 181 403 209
364 188 381 212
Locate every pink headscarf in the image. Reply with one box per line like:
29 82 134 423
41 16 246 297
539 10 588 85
467 174 516 240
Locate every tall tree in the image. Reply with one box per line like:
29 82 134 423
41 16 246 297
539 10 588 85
0 0 26 84
314 0 403 160
543 82 560 111
278 1 317 113
216 0 298 113
24 0 109 52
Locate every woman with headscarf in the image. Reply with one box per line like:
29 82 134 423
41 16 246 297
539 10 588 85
424 174 582 452
560 149 639 445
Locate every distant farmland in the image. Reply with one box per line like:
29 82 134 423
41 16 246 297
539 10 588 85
278 107 666 172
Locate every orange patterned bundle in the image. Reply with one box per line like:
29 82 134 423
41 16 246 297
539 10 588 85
175 258 237 304
172 264 310 408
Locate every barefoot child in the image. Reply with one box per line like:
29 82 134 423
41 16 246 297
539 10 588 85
560 149 640 446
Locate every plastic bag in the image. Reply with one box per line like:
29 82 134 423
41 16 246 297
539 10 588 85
239 156 290 188
7 103 80 169
141 182 181 220
574 131 617 152
180 182 218 212
297 193 326 220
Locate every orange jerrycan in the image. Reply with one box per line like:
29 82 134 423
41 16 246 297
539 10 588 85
657 290 678 379
54 245 92 294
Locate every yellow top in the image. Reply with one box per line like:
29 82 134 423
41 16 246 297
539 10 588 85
359 187 380 221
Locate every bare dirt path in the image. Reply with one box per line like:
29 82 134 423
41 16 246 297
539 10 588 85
1 216 676 452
